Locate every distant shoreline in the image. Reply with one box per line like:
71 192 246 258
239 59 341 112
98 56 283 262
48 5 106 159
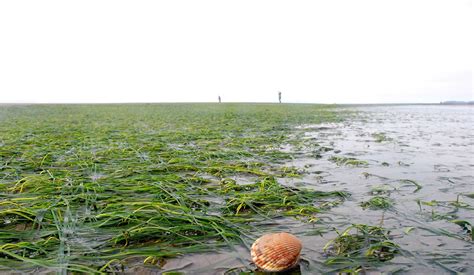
0 102 473 106
439 101 474 105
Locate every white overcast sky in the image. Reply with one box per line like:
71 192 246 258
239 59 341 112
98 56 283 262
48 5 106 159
0 0 472 103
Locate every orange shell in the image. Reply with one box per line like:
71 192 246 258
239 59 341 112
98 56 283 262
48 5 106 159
251 232 302 272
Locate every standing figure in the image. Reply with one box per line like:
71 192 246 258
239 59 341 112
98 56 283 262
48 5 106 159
278 91 282 103
218 95 221 103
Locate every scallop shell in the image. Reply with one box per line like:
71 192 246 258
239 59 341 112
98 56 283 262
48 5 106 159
251 232 302 272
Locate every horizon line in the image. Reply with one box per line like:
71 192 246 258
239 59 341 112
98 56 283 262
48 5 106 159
1 101 472 105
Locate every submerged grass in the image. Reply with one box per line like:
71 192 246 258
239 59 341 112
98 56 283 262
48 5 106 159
329 156 368 167
0 103 347 272
371 132 392 143
360 196 393 210
324 224 399 272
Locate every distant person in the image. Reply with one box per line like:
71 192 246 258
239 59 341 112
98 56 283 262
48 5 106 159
218 96 221 103
278 91 282 103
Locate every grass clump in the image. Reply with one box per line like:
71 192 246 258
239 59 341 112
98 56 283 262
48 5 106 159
329 156 368 167
360 196 393 210
222 177 349 217
371 132 392 143
324 224 399 271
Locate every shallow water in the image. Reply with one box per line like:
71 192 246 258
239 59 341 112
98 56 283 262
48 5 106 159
162 105 474 274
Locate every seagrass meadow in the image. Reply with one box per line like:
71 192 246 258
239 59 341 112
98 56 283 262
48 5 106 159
0 104 347 273
0 104 473 274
